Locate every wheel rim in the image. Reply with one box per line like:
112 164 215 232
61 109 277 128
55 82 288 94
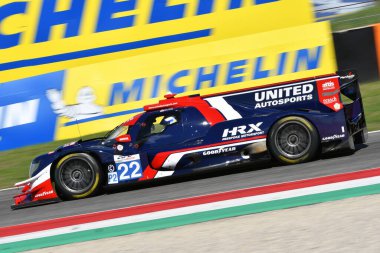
58 158 95 194
274 121 311 159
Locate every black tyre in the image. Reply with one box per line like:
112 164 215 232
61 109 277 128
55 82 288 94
268 116 319 164
54 153 102 200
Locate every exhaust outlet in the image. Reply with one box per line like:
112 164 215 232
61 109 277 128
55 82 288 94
241 142 267 159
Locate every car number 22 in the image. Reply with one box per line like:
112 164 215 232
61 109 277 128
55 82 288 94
108 157 143 184
117 161 142 181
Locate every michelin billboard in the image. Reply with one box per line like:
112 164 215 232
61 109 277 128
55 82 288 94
0 0 337 150
0 72 64 150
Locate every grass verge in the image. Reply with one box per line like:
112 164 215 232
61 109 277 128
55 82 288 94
330 3 380 31
0 81 379 189
361 81 380 130
0 133 106 190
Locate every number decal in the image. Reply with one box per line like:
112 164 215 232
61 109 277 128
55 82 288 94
130 161 142 178
114 155 143 182
118 163 130 180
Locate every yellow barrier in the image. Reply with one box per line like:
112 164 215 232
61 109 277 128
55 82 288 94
0 0 314 82
0 0 338 146
56 21 336 139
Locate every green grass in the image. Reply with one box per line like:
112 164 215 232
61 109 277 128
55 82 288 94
0 82 379 189
361 81 380 131
0 132 106 189
330 2 380 31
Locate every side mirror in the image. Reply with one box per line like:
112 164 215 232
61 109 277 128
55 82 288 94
116 134 131 143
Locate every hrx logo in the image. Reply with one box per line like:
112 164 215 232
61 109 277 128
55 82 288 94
222 123 263 138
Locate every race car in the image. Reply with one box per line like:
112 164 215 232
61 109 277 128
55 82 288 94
12 70 367 209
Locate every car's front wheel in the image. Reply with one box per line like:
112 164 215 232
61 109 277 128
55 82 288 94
268 116 319 164
54 153 102 200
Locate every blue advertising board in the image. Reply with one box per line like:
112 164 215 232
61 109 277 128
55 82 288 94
0 71 64 151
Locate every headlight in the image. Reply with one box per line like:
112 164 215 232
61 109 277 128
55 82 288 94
29 161 40 177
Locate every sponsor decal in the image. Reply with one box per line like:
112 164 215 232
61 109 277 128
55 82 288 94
322 81 335 90
253 84 314 109
46 87 103 121
114 154 140 163
1 0 311 82
203 147 236 156
109 47 323 107
145 102 179 111
334 102 342 111
0 0 281 50
322 97 337 104
316 77 343 112
0 71 63 151
0 99 39 130
108 164 115 173
159 108 174 113
322 134 345 141
222 123 264 141
63 142 76 148
340 72 355 80
34 190 54 198
116 135 131 143
52 21 335 141
116 144 124 151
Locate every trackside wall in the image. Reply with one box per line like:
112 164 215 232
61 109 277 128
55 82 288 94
0 0 337 151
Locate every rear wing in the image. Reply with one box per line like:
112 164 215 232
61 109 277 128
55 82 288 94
336 70 367 136
337 70 362 101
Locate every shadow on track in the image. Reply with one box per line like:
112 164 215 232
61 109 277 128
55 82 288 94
104 159 275 195
12 144 368 210
103 144 369 196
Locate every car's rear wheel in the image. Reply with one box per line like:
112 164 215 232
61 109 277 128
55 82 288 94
54 153 102 200
268 116 319 164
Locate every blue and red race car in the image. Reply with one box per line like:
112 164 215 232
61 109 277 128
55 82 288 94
12 70 367 209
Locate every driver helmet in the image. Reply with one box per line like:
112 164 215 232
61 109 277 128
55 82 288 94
162 116 177 125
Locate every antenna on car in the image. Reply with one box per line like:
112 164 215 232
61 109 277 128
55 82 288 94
75 117 83 142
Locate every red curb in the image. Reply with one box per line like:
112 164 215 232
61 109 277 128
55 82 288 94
1 167 380 238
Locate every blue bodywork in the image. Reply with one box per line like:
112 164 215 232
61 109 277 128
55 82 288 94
28 71 367 189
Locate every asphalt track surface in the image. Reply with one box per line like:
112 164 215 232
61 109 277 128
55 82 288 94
1 132 380 228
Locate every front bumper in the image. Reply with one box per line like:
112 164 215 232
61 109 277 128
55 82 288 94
11 198 61 210
12 164 60 210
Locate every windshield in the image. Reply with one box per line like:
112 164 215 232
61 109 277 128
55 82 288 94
104 125 130 141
